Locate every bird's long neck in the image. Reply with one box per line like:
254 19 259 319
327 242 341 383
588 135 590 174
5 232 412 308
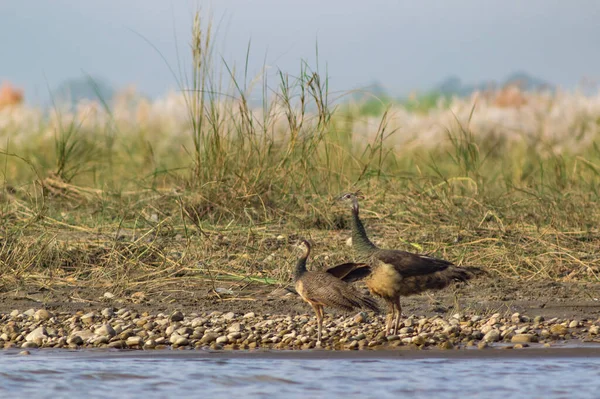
351 204 377 254
294 245 309 281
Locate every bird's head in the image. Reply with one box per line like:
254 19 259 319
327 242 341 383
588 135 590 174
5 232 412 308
335 191 364 212
294 239 311 258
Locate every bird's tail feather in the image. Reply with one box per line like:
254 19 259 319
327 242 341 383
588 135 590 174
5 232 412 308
359 294 381 314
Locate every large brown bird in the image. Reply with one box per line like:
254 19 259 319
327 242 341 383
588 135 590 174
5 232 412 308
293 239 380 344
337 192 484 335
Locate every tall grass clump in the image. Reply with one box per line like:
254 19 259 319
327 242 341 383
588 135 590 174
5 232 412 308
177 11 397 226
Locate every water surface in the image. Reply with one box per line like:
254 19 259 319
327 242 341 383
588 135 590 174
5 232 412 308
1 349 599 399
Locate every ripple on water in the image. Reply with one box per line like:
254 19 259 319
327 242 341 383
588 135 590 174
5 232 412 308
79 372 153 381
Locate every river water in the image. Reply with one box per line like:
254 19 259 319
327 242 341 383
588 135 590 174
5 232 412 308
1 348 599 399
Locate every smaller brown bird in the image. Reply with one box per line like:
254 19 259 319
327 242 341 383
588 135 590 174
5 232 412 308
293 240 380 344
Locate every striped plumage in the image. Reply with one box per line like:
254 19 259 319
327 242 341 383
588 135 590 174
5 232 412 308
338 192 484 335
293 240 380 344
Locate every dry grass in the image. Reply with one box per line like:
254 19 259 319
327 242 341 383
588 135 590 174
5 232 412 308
1 11 600 299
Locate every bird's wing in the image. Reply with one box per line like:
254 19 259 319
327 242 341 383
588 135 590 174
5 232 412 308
377 249 454 277
325 262 371 282
302 272 362 311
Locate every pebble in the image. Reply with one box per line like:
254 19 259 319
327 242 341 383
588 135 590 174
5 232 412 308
108 340 125 349
94 336 109 345
170 311 184 322
25 327 47 343
438 341 454 350
352 333 366 341
34 309 52 321
201 333 219 344
227 332 242 341
354 312 368 324
483 329 500 342
81 312 96 325
126 336 143 347
223 312 236 320
144 339 156 349
511 334 537 343
67 335 83 346
173 336 189 346
95 324 116 337
228 323 243 333
550 324 568 336
216 336 229 344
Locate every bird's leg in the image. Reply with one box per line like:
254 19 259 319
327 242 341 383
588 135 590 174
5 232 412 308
316 306 324 346
310 303 322 346
393 298 402 336
386 301 395 336
452 287 461 314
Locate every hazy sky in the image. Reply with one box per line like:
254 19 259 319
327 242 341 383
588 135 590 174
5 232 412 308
2 0 599 103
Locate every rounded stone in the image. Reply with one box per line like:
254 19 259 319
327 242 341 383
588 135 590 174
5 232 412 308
143 339 157 349
354 312 368 324
25 327 47 343
550 324 568 336
95 324 116 337
67 335 83 346
173 336 189 346
170 311 184 322
483 329 500 342
200 333 219 344
438 341 454 350
511 334 537 343
34 309 52 321
107 340 125 349
216 336 229 344
227 323 243 333
81 312 97 325
568 320 579 328
223 312 236 320
126 336 143 347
